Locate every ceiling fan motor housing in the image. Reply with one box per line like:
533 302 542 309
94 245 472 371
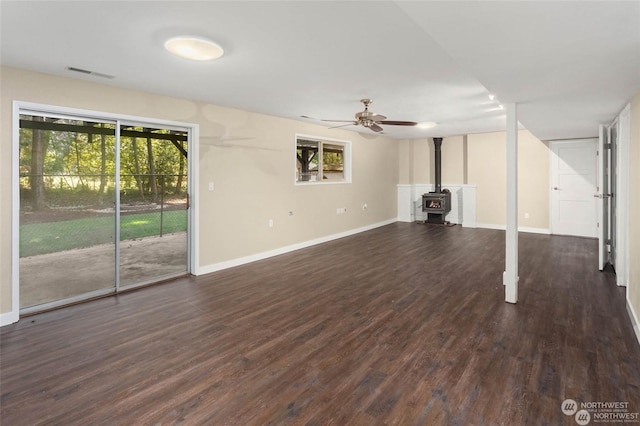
319 98 417 133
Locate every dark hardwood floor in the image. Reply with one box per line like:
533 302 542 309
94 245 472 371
1 223 639 425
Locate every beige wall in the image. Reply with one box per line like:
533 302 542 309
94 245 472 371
628 91 640 326
397 138 430 184
467 132 507 225
517 131 551 230
399 131 550 229
397 136 464 185
0 67 399 316
440 135 465 185
467 130 550 229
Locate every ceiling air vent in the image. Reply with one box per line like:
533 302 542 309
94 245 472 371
66 67 114 79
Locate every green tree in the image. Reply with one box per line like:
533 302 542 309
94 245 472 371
29 116 48 210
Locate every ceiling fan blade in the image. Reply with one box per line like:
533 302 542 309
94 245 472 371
321 119 357 123
328 122 358 129
369 123 384 133
378 120 418 126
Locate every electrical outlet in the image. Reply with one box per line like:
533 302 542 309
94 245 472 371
208 182 214 191
524 213 530 219
362 203 368 211
268 219 274 227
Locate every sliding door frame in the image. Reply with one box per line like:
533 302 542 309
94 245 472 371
10 101 199 323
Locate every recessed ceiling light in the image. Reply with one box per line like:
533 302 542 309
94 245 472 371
164 36 224 61
417 121 437 129
488 94 496 101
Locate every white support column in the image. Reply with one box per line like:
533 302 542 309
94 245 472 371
504 103 518 303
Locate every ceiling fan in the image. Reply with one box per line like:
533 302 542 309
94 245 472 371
321 99 418 133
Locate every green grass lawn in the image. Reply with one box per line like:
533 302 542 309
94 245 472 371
20 210 187 257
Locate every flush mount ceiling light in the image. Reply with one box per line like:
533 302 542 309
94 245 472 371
417 121 437 129
164 36 224 61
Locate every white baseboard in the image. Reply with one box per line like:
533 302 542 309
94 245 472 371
475 222 504 231
0 310 19 327
519 226 551 235
627 298 640 347
197 218 397 276
476 223 551 235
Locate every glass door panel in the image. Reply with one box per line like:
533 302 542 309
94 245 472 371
19 115 117 310
118 125 188 288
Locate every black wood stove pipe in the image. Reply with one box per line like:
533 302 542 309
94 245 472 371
433 137 443 193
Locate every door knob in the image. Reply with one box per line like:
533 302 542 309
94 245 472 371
553 187 559 190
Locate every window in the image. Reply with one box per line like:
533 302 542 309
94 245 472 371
295 135 351 184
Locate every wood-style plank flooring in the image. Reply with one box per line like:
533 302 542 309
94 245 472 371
1 223 639 425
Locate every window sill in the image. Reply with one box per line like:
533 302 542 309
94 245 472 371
295 180 351 186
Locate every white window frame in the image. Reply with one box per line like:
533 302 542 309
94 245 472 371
294 133 351 185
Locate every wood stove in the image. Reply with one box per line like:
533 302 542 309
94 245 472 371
422 137 451 224
422 191 451 223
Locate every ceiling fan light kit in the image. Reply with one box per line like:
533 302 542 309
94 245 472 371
320 99 421 133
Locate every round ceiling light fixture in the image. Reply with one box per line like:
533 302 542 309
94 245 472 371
164 36 224 61
417 121 437 129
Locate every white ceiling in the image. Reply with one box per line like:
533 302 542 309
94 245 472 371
1 1 639 141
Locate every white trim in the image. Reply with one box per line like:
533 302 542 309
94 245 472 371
197 218 396 276
9 102 21 326
461 185 477 228
627 298 640 347
616 104 631 287
519 226 551 235
19 288 115 316
0 310 19 327
476 222 551 235
597 125 607 270
477 223 508 231
189 125 200 275
5 101 199 325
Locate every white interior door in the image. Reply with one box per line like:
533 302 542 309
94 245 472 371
550 139 598 238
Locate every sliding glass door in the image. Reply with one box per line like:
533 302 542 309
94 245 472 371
118 124 189 288
19 115 118 310
18 111 190 313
